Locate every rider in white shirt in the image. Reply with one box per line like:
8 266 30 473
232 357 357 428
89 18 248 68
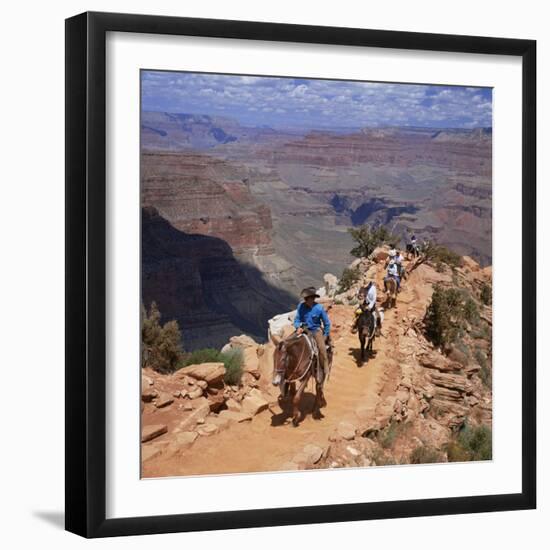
386 258 401 290
352 280 383 335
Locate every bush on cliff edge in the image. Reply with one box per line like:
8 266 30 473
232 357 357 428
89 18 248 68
348 224 396 258
141 302 183 374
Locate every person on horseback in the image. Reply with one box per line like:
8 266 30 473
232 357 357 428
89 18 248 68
351 280 382 335
394 249 405 286
410 234 419 256
385 258 401 289
293 287 332 384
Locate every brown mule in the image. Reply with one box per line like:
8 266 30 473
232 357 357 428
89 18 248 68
271 331 327 426
384 277 398 308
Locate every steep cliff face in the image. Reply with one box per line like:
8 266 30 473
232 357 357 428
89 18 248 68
141 150 298 290
257 127 491 176
142 207 296 350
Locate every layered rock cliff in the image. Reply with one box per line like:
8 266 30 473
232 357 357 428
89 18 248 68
142 207 296 350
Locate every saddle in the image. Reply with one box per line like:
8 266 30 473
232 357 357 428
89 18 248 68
301 330 332 385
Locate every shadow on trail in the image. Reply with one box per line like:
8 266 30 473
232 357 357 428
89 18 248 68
270 391 324 426
347 345 378 366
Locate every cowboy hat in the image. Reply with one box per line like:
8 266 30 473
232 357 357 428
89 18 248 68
300 286 320 299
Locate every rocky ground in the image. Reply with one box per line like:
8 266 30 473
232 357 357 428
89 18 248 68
141 246 492 477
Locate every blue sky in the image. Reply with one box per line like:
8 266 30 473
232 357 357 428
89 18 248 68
141 70 492 130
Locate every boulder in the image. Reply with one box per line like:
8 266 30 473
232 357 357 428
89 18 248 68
197 423 219 437
176 398 210 432
141 375 153 387
177 363 226 386
229 334 257 348
154 393 174 408
419 352 462 373
172 431 198 449
142 442 167 462
337 421 357 441
141 424 168 443
218 410 253 424
220 343 232 354
187 387 204 399
241 347 260 373
226 398 242 412
141 388 158 403
302 444 324 465
323 273 339 297
207 414 231 430
241 389 269 416
429 371 472 394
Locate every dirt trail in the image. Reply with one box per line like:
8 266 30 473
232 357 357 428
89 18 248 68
144 267 426 478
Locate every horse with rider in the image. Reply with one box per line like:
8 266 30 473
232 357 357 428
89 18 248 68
383 245 405 307
351 279 383 363
271 287 332 426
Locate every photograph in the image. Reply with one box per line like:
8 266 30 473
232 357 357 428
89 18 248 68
139 70 494 478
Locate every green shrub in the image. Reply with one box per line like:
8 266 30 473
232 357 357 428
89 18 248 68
474 348 492 388
180 348 220 367
377 420 407 449
410 445 442 464
480 283 492 305
348 224 396 258
220 348 244 385
141 302 183 374
337 266 361 293
424 285 480 348
447 423 492 462
423 241 462 270
463 296 480 325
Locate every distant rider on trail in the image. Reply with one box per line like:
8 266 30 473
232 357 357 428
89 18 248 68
293 287 332 384
409 234 420 258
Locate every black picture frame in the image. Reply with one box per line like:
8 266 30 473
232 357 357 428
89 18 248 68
65 11 536 538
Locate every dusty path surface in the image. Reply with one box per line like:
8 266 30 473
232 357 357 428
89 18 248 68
143 266 429 478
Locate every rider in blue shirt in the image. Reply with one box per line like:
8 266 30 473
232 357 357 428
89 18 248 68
293 287 331 383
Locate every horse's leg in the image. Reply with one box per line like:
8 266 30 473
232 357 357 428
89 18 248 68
312 382 324 419
292 376 308 426
359 334 365 363
286 382 296 418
